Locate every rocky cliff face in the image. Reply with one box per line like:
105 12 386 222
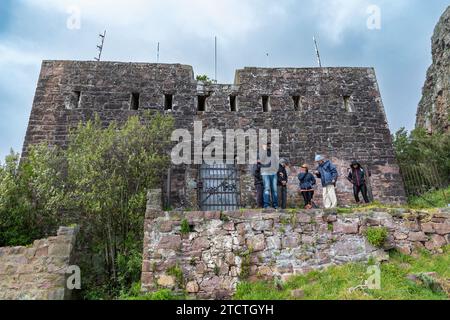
416 6 450 133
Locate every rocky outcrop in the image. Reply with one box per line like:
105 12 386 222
0 226 78 300
417 6 450 133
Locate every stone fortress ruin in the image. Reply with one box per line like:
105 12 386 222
23 61 407 210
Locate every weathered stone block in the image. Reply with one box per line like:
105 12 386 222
251 219 273 231
334 220 359 234
408 232 428 242
266 236 281 250
424 234 447 250
157 235 182 250
282 234 300 248
186 281 199 293
433 223 450 235
157 275 175 288
246 234 265 252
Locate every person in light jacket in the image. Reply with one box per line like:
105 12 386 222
259 143 279 209
314 155 338 209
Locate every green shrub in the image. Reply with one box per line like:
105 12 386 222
365 227 388 248
196 74 213 84
167 265 184 288
238 249 252 280
121 287 185 300
180 219 192 234
1 112 175 300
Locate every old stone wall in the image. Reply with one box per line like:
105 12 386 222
141 203 450 299
22 61 406 208
0 226 78 300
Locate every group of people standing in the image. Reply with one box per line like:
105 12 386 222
253 144 371 209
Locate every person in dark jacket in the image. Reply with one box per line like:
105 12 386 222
347 160 371 204
277 158 289 209
253 160 264 208
298 164 316 209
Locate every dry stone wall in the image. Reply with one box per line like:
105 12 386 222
0 226 78 300
141 196 450 299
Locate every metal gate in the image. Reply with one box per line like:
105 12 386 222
198 163 240 211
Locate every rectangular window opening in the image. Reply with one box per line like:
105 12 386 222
292 96 300 111
131 92 140 110
230 95 237 112
262 95 270 112
343 95 353 112
164 94 173 110
74 91 81 108
198 95 207 112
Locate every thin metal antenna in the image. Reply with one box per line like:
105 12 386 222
214 36 217 83
157 42 160 63
313 36 322 68
94 30 107 61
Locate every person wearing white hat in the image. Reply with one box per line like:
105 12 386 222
314 155 338 209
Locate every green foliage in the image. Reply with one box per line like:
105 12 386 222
180 219 192 235
234 246 450 300
238 249 252 280
120 285 186 300
365 227 388 248
408 186 450 209
167 265 184 288
0 112 174 300
0 148 62 246
393 128 450 199
196 74 213 84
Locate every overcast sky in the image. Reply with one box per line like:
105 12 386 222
0 0 448 161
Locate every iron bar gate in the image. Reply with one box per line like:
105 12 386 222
198 163 240 211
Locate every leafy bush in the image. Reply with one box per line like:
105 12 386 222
0 148 62 246
196 74 213 84
121 288 185 300
0 112 174 299
365 227 388 248
167 265 184 288
180 219 192 234
393 128 450 199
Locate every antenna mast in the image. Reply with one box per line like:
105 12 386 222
214 36 218 83
313 36 322 68
95 30 107 62
157 42 160 63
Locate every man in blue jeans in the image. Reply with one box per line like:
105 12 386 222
259 143 279 209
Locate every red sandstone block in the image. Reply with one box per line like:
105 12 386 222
157 235 182 250
204 211 221 220
421 222 435 234
432 223 450 235
186 211 205 221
